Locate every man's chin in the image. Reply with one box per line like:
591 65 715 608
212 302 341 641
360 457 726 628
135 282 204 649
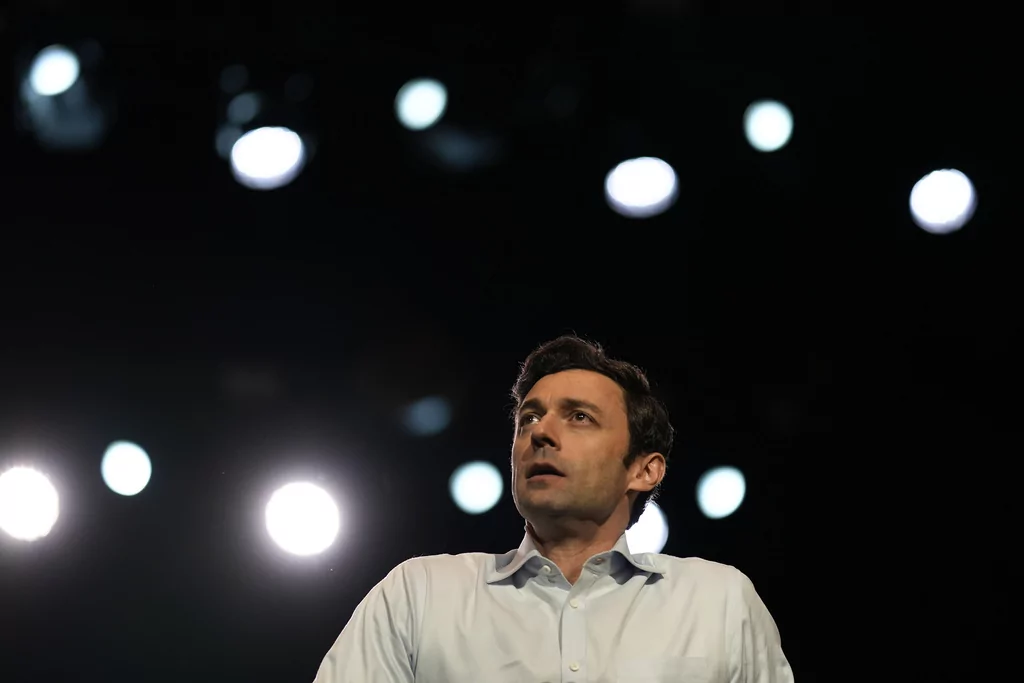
518 484 563 500
518 496 572 518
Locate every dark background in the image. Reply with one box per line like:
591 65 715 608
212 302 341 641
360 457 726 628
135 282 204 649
1 9 1016 683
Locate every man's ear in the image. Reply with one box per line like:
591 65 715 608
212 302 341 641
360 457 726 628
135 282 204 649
628 452 666 494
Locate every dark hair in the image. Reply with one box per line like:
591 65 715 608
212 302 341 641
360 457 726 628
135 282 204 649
510 335 675 530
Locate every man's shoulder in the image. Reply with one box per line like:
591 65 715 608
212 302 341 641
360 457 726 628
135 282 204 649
652 553 750 591
387 550 497 583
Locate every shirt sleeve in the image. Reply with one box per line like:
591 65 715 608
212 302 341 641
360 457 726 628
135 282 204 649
313 560 424 683
727 569 795 683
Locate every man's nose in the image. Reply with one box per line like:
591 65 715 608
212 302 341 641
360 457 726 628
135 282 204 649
530 416 558 449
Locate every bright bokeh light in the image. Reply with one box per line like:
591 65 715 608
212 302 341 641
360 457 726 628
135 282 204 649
605 156 678 218
101 441 152 496
395 78 448 131
744 99 793 152
696 466 746 520
403 396 452 436
909 168 977 235
449 461 503 514
625 501 669 554
29 45 80 96
230 126 306 190
265 482 340 556
0 467 60 541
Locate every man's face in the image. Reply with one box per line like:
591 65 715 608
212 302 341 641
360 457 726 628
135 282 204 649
511 369 638 527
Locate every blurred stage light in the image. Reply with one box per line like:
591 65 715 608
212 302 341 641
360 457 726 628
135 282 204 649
449 461 503 514
395 77 504 172
743 99 793 153
215 64 314 190
101 441 152 496
696 466 746 520
396 78 448 131
16 40 113 150
28 44 79 96
605 156 678 218
402 396 452 436
231 127 307 191
625 501 669 554
0 466 60 541
909 168 977 235
265 482 340 556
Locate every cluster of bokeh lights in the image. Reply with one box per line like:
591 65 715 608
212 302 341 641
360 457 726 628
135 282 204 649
20 45 982 236
0 411 750 558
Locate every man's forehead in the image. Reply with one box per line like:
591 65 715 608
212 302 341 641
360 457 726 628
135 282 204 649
524 369 625 408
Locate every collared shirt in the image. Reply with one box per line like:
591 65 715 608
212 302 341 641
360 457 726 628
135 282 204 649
313 531 794 682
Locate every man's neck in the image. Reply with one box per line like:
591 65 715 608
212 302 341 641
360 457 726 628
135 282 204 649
526 521 625 584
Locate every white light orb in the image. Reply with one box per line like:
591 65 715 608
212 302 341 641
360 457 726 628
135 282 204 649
0 467 60 541
29 45 80 96
696 466 747 519
230 126 306 190
909 168 977 235
605 156 678 218
395 78 448 131
101 441 153 496
744 99 793 152
449 461 503 514
625 501 669 554
265 481 340 556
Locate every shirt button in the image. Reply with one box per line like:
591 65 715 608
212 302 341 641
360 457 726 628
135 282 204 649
593 558 604 565
569 599 579 608
541 565 551 574
569 662 580 672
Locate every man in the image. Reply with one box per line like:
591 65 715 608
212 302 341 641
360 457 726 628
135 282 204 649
313 335 794 682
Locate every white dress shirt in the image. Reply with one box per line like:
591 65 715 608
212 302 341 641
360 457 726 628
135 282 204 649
314 531 793 682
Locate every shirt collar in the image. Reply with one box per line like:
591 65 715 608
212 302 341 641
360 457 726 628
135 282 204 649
485 527 666 583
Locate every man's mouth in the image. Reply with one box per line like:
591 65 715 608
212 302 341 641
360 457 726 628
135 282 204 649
526 463 564 479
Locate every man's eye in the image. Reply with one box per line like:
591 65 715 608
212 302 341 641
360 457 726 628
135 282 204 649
572 412 591 423
520 413 539 424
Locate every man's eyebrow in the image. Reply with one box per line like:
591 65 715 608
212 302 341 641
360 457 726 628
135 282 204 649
560 397 603 415
517 398 544 417
517 397 603 416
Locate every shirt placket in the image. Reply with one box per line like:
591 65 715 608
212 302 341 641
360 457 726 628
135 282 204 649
560 561 601 682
